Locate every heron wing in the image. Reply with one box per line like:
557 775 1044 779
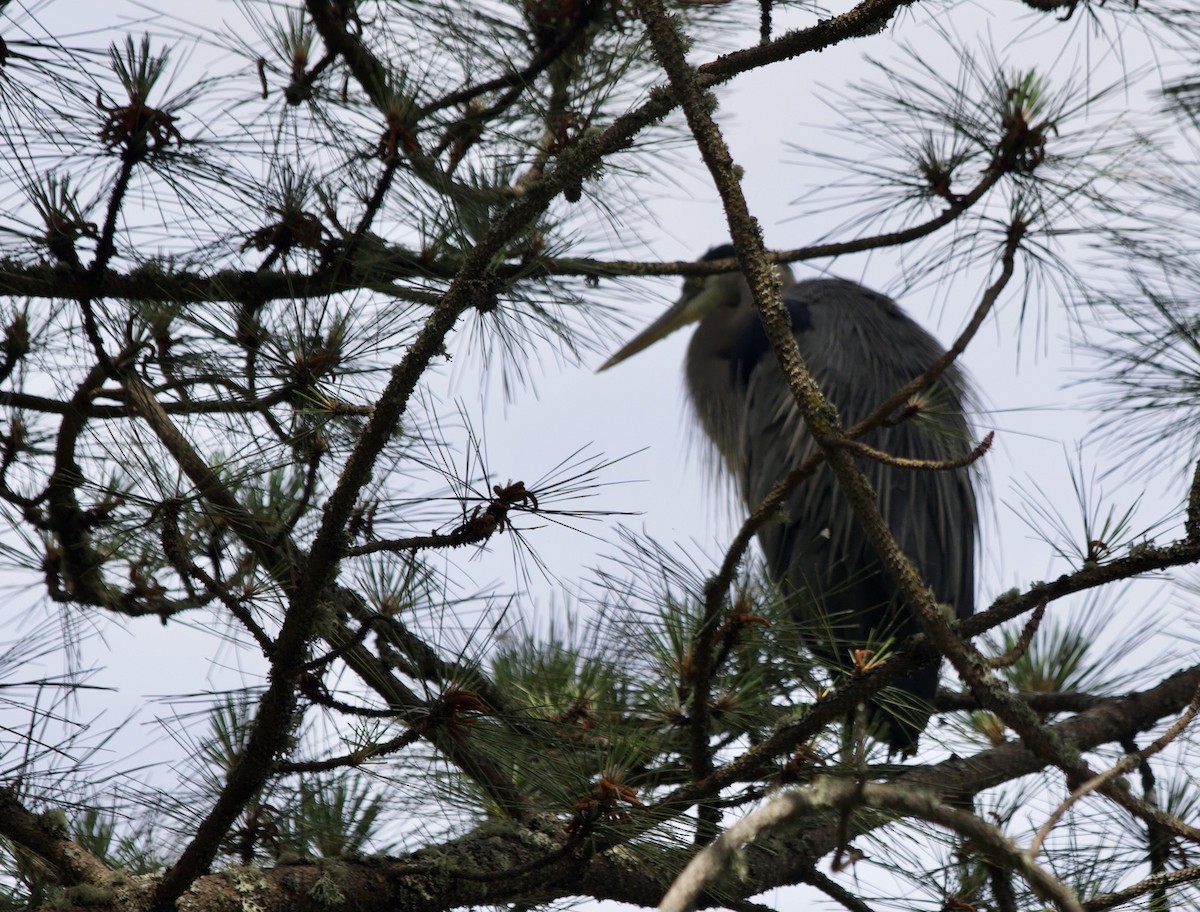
734 280 977 752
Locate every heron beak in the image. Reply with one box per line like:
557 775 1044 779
597 283 720 372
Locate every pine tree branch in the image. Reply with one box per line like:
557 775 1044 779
661 781 1082 912
0 787 112 889
118 371 532 908
731 662 1200 901
1086 864 1200 911
40 663 1200 912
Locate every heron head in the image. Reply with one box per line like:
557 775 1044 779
597 244 750 372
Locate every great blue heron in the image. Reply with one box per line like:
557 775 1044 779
599 244 977 755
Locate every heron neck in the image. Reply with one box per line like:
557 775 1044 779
685 303 753 467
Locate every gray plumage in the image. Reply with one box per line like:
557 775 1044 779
601 245 978 755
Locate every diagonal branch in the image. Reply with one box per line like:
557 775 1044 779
660 781 1082 912
0 787 111 888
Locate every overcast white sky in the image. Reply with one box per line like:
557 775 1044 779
3 0 1197 907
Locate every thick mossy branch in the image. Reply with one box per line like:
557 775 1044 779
24 659 1200 912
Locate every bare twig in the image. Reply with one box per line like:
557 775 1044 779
274 727 423 773
799 866 878 912
159 497 276 656
986 598 1048 670
836 431 993 471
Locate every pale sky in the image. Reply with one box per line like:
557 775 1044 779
2 1 1194 908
